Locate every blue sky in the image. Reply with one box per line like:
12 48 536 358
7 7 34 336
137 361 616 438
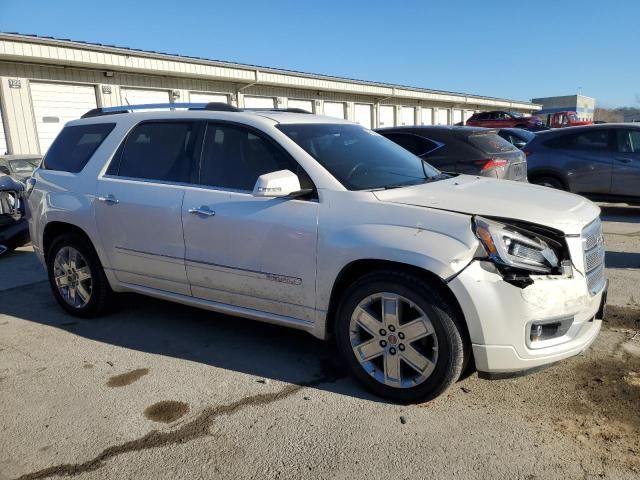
1 0 637 107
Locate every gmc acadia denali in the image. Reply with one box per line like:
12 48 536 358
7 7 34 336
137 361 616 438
26 103 607 403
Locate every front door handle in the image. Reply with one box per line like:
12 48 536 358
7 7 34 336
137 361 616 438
97 194 119 205
188 206 216 217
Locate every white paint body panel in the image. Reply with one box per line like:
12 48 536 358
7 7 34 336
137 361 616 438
28 109 603 373
182 186 318 323
30 82 98 154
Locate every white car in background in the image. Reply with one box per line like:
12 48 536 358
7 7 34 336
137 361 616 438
26 104 607 403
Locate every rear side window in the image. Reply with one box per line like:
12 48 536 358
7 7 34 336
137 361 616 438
467 133 517 154
112 122 198 183
43 123 115 172
381 133 438 156
545 130 612 150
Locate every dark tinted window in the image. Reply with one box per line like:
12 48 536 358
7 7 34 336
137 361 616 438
468 133 517 154
278 123 441 191
43 123 115 172
381 133 438 156
546 129 612 151
616 129 640 153
200 124 312 191
115 122 198 183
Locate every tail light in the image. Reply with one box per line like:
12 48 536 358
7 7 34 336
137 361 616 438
475 159 509 171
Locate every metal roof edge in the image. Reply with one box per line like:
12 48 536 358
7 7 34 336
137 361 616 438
0 32 540 107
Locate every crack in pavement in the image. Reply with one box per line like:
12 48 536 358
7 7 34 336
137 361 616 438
14 367 345 480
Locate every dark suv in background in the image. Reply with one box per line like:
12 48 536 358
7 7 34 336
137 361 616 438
376 126 528 181
525 124 640 204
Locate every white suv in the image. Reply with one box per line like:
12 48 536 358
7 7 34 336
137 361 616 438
27 104 607 403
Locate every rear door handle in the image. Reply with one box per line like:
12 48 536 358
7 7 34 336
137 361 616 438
188 206 216 217
97 194 119 205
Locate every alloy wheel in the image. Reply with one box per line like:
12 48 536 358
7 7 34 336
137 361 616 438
53 246 92 308
349 292 439 388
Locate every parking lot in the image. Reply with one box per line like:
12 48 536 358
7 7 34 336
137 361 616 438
0 204 638 480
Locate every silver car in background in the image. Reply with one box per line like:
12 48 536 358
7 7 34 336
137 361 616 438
525 124 640 204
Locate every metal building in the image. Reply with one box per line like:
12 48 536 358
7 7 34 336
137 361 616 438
0 33 539 155
530 94 595 122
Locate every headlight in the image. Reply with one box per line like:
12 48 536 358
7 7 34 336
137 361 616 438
473 216 560 273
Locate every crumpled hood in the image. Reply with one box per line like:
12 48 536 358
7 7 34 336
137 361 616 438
373 175 600 235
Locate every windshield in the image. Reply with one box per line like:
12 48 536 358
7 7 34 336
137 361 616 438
508 111 523 118
277 123 441 190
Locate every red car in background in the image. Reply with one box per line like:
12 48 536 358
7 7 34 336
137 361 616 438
466 111 544 130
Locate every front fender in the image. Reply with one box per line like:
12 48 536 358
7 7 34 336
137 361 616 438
316 221 478 315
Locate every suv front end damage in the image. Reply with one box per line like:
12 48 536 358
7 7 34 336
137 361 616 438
448 216 606 375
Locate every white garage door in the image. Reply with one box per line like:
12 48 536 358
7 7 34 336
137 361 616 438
243 96 275 109
421 108 433 125
190 92 228 104
323 102 345 119
379 105 395 128
120 88 170 108
0 109 7 154
437 109 450 125
287 99 314 113
354 104 372 129
400 107 415 126
453 109 463 125
30 82 98 154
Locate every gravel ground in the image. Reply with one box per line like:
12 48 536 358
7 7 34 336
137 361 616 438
0 205 638 480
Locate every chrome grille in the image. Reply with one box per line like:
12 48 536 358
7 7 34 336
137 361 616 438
582 218 606 295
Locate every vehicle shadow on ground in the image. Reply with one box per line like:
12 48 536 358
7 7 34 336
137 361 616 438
0 281 387 403
605 251 640 269
600 205 640 224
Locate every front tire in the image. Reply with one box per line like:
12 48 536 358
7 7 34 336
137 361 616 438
335 271 466 404
47 233 112 317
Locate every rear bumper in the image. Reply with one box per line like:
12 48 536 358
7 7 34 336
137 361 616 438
449 260 604 374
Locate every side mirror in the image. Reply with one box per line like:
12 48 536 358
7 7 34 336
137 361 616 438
252 169 301 197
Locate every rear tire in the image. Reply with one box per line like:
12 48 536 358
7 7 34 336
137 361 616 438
335 270 466 404
531 176 565 190
47 233 112 317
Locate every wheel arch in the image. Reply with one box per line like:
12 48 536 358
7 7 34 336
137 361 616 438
325 259 470 346
528 168 570 190
42 221 96 260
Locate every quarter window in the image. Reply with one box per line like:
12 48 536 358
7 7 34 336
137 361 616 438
43 123 115 172
199 124 312 191
114 122 198 183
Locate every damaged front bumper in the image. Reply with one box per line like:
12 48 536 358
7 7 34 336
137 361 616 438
448 260 605 374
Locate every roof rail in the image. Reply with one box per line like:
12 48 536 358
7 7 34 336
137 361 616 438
243 108 312 114
81 102 241 118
